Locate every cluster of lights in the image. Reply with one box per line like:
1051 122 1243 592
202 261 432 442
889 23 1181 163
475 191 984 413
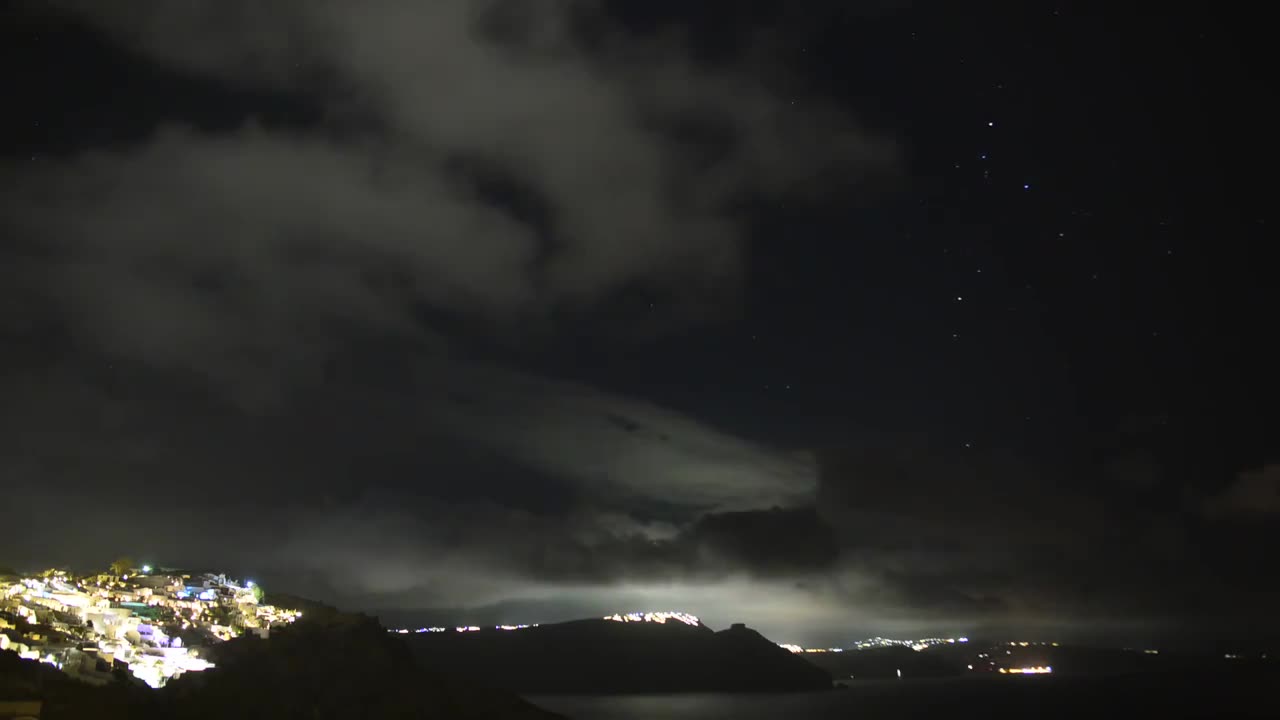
784 636 969 654
857 636 967 650
1000 666 1052 674
393 623 539 634
1 568 298 688
602 611 700 627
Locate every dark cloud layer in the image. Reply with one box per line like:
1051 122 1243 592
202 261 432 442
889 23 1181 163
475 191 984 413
814 440 1280 644
2 0 880 636
2 0 1274 649
12 0 890 374
1202 465 1280 517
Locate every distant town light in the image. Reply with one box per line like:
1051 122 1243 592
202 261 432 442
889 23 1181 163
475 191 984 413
141 565 152 574
602 611 700 627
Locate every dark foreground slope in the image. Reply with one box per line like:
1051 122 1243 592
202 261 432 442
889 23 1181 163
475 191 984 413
408 619 833 694
1 614 563 720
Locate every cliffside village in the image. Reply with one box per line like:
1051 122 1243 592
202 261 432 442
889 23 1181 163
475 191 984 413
0 566 300 689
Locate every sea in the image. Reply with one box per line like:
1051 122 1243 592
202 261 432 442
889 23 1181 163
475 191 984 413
529 673 1276 719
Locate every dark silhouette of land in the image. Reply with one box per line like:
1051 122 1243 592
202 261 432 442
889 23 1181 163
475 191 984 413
1 613 563 719
803 640 1278 682
407 619 833 693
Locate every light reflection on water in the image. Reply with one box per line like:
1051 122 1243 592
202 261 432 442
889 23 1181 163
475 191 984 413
528 673 1273 720
531 679 960 720
530 690 847 720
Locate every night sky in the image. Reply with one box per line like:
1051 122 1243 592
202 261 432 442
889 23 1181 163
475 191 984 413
2 1 1273 649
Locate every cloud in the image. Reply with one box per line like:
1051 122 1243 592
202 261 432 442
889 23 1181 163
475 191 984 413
3 0 876 619
0 346 821 593
8 0 892 392
810 438 1280 636
26 1 1252 645
1201 464 1280 517
413 360 818 513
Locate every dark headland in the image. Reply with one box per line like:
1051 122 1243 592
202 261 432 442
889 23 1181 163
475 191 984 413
2 609 563 720
406 617 834 694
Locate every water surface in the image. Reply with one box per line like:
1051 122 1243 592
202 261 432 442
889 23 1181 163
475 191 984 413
531 673 1273 719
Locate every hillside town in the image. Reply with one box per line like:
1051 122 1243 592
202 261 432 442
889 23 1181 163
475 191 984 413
779 635 971 654
0 563 300 688
390 610 702 636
